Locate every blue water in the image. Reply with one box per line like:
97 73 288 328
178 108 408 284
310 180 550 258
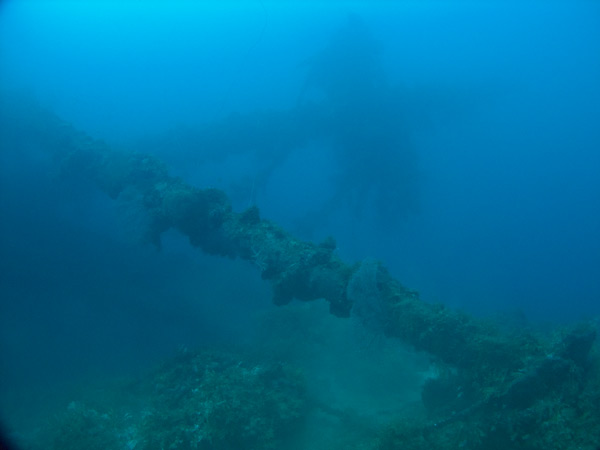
1 0 599 445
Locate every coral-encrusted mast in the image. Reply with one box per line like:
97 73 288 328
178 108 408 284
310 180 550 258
52 115 529 369
24 105 596 423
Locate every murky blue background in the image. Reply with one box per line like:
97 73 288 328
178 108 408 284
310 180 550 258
1 0 599 438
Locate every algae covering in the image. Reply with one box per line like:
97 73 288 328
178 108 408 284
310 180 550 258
30 349 306 450
5 102 600 450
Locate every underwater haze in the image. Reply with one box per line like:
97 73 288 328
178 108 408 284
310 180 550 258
1 1 600 449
